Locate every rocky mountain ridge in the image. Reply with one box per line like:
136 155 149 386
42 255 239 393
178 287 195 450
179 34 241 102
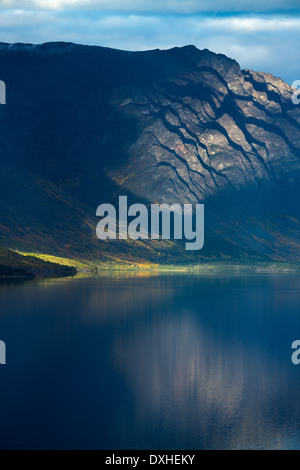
0 42 299 263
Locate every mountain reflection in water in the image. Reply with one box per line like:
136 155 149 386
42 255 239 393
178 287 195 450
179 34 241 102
0 274 300 449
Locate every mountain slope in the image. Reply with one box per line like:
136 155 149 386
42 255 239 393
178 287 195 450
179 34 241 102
0 42 299 263
0 247 76 278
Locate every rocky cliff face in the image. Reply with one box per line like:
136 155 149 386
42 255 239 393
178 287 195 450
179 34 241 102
109 46 300 202
0 42 299 263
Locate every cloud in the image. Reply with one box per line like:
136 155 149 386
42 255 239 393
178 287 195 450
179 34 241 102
0 9 299 85
0 0 300 12
206 16 300 32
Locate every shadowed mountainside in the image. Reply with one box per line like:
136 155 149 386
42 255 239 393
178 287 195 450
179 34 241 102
0 42 299 265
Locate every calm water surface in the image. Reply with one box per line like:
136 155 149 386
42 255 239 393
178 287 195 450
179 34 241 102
0 273 300 450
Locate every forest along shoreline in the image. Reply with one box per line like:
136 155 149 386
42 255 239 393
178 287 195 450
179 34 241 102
0 247 76 279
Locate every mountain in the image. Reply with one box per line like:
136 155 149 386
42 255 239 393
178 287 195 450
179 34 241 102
0 42 299 265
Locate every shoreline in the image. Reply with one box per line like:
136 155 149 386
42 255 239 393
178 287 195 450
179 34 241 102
1 249 299 278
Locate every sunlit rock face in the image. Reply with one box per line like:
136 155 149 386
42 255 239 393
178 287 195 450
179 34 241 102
106 46 300 261
109 46 300 202
0 43 299 261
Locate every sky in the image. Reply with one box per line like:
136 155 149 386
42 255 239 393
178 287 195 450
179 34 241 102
0 1 299 84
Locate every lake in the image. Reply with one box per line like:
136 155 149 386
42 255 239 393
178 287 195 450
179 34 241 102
0 273 300 450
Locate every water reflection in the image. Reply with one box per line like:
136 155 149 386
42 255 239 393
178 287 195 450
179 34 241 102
113 311 296 449
110 275 300 449
0 274 300 449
